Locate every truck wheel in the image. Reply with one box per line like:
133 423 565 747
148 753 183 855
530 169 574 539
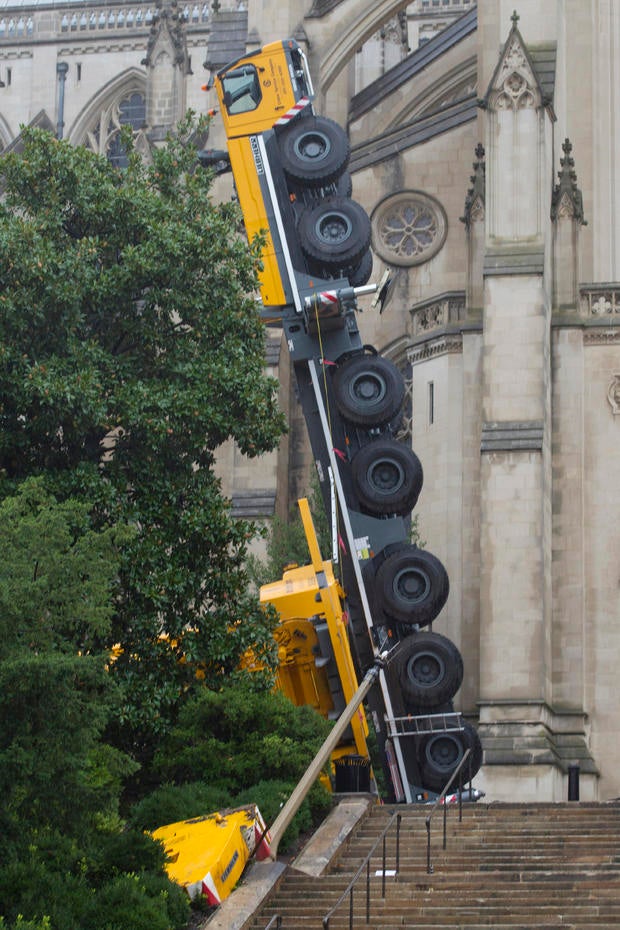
279 116 350 186
392 631 463 707
336 171 353 198
419 722 482 793
375 545 449 627
332 353 404 427
351 438 423 516
347 249 373 286
299 197 371 271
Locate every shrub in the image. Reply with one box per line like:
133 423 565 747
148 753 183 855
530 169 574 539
80 873 187 930
234 778 332 852
85 827 167 883
128 782 231 832
152 684 331 791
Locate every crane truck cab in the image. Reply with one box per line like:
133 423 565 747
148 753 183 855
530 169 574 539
211 39 372 317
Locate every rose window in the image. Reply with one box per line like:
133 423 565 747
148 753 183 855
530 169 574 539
372 191 447 267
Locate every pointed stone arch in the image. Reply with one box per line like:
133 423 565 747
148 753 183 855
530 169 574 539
482 16 550 243
66 67 147 152
307 0 413 101
382 57 477 133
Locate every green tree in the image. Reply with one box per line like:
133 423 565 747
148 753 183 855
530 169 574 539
0 122 286 748
0 481 189 930
0 478 133 840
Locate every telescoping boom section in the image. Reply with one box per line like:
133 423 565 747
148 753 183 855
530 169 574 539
211 38 482 802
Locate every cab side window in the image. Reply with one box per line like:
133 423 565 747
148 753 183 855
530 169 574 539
222 66 262 114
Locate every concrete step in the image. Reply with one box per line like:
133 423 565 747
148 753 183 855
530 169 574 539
244 802 620 930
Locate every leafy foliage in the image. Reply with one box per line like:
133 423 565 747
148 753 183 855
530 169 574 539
0 121 286 745
0 482 186 929
0 480 135 840
152 682 332 791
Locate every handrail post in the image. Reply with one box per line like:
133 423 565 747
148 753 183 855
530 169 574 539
426 816 433 874
321 809 401 928
382 835 387 898
443 794 447 849
425 747 471 875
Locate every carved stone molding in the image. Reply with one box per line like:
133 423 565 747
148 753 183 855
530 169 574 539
461 142 485 229
551 138 586 225
584 330 620 346
407 334 463 366
410 291 466 338
607 375 620 415
483 12 543 113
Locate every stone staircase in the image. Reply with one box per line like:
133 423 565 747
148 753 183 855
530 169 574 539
248 802 620 929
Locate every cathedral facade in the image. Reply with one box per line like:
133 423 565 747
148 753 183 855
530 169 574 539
2 0 619 803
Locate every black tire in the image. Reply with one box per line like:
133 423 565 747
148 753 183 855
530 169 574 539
392 631 463 708
459 722 483 785
335 171 353 198
419 722 482 794
347 248 373 287
332 354 405 427
279 116 349 187
298 197 371 271
351 438 423 516
375 545 449 627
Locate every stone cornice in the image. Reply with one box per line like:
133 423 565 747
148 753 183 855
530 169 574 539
481 420 543 453
407 333 463 365
484 244 544 276
583 329 620 345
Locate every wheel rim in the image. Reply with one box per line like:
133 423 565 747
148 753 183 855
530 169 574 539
349 370 387 405
392 565 431 604
366 457 405 495
294 130 331 163
407 650 445 687
315 210 353 245
426 735 462 771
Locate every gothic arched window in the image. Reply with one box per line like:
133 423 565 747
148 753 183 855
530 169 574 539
84 91 147 168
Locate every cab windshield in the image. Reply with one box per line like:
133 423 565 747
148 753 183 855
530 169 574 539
222 66 262 114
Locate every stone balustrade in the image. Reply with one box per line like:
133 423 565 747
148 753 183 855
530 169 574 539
0 0 242 42
580 283 620 317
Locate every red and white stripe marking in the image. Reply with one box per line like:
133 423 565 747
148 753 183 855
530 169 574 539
305 290 339 311
273 96 311 127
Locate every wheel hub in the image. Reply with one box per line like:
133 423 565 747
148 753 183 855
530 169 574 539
410 652 443 685
294 131 330 162
368 458 404 493
316 211 353 244
394 567 430 603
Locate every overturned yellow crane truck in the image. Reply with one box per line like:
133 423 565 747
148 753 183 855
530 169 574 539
206 37 482 804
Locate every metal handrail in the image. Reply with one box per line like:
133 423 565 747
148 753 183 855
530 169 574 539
263 916 282 930
322 810 401 930
425 746 471 874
